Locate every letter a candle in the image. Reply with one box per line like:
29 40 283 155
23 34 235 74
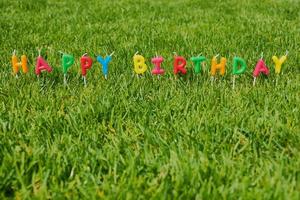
253 53 269 86
151 55 165 76
35 49 53 76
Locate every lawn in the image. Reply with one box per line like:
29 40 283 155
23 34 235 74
0 0 300 199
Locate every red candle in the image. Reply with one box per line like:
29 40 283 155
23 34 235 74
80 54 93 77
173 56 187 75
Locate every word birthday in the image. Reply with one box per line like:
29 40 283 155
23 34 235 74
11 50 288 87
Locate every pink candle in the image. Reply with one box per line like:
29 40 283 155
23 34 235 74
35 56 52 76
151 56 165 75
253 59 269 77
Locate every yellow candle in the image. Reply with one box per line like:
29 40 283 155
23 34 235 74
12 54 28 74
272 55 287 74
210 56 227 76
133 54 147 75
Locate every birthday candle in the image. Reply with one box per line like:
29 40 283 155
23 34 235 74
133 54 147 75
210 56 226 76
97 52 113 79
191 56 206 74
253 59 269 77
151 56 165 75
62 54 74 74
12 51 28 75
232 57 247 75
252 57 269 86
35 53 52 76
173 56 187 75
232 56 247 89
61 53 74 84
80 54 93 86
80 54 93 76
272 54 287 74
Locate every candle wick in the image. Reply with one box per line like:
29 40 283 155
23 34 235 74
110 51 115 56
285 50 289 56
82 53 88 57
13 49 16 55
134 51 139 55
260 52 263 59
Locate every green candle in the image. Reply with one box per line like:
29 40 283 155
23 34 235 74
191 56 206 74
62 54 74 74
232 57 247 75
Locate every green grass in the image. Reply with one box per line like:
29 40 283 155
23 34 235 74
0 0 300 199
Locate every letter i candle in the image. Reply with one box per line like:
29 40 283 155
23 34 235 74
151 55 165 77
